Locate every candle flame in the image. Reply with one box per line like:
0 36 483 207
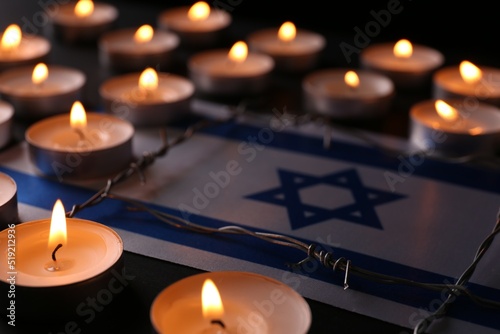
48 199 67 249
393 39 413 58
344 70 360 89
459 60 482 84
70 101 87 130
32 63 49 86
188 1 210 21
134 24 154 43
228 41 248 64
75 0 94 18
202 279 224 320
435 99 459 122
278 21 296 42
1 24 22 52
139 67 158 91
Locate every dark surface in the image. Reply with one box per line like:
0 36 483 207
1 1 499 333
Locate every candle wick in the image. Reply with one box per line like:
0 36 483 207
74 128 86 141
210 319 226 329
51 243 63 262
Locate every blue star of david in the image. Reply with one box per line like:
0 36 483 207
245 168 406 230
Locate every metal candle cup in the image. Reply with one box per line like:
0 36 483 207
0 65 86 121
303 68 395 119
247 26 326 73
157 5 231 48
409 99 500 157
188 48 275 97
98 27 180 72
0 172 18 229
151 271 312 334
0 34 50 73
360 41 444 90
0 217 124 323
433 65 500 108
48 1 119 44
0 100 14 150
25 112 134 180
99 71 195 126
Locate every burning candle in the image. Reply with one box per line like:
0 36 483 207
151 271 311 334
188 40 275 96
247 21 326 73
99 67 195 126
0 199 124 322
0 100 14 150
0 62 86 120
48 0 119 44
98 24 180 72
0 172 18 229
433 60 500 107
25 101 134 180
360 39 444 89
303 68 395 119
0 24 51 72
157 1 232 48
409 98 500 157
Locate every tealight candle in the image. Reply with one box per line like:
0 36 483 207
247 21 326 73
0 172 18 229
47 0 119 44
0 100 14 149
360 39 444 89
433 60 500 107
409 99 500 157
302 68 395 119
151 271 311 334
0 63 86 120
98 24 180 72
99 67 195 126
0 24 51 72
188 41 275 96
157 1 232 48
0 199 124 322
25 101 134 180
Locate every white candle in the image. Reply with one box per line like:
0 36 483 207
99 25 180 72
409 99 500 157
0 24 51 72
157 1 232 48
360 39 444 89
99 68 195 126
0 172 18 228
25 101 134 179
247 21 326 72
0 100 14 149
433 61 500 107
188 41 275 96
0 199 123 321
151 271 311 334
303 68 395 119
48 0 119 43
0 63 86 120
